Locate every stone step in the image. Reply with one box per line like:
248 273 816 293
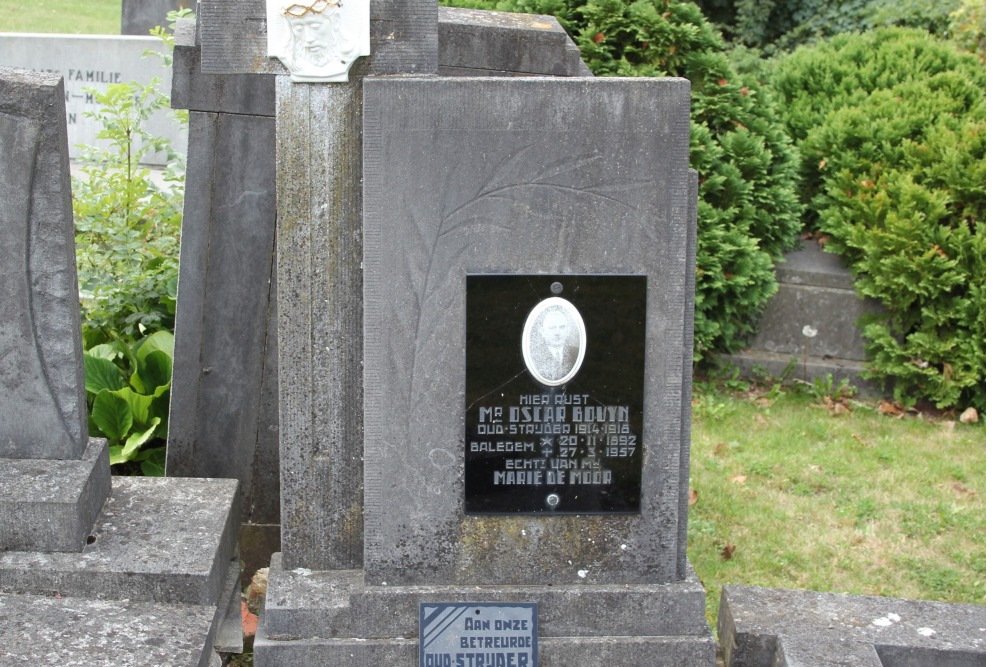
0 477 239 606
718 585 986 667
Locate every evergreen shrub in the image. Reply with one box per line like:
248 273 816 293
440 0 804 360
690 0 960 53
771 28 985 410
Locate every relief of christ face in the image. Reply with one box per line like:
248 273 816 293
287 12 343 69
269 0 368 82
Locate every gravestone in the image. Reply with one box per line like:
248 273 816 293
0 65 241 666
166 6 592 579
0 33 184 165
189 0 713 662
719 585 986 666
121 0 191 35
716 239 884 394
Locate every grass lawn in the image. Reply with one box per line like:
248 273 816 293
688 378 986 628
1 0 120 34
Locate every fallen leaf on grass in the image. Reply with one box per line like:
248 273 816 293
878 400 905 417
689 489 699 506
714 442 729 456
729 475 747 485
959 407 979 424
721 544 736 560
952 482 976 497
753 413 769 425
830 402 851 416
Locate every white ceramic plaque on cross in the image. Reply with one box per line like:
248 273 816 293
265 0 370 82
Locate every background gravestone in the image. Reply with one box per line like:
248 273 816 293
0 65 242 665
121 0 192 35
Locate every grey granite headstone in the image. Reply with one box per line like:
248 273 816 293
0 67 88 461
199 0 436 75
362 76 693 586
0 66 111 553
718 585 986 667
255 75 714 665
438 6 590 77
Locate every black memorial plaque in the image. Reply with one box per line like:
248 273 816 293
465 275 646 514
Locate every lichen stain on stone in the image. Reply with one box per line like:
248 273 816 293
338 500 363 549
456 515 631 582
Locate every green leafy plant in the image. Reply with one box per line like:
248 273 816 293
771 28 985 411
83 331 173 475
72 14 187 473
73 79 183 348
441 0 804 359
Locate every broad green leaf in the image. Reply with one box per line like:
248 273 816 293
121 418 160 459
91 390 132 446
139 446 167 477
83 354 125 395
86 343 119 361
108 444 126 466
131 349 172 395
111 387 153 427
137 330 174 363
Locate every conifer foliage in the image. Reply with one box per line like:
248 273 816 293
770 28 985 410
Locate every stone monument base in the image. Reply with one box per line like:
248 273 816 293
255 553 716 666
0 592 232 667
0 476 243 664
0 438 111 553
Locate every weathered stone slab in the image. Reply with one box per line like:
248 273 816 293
718 585 986 667
362 76 693 586
751 240 881 362
0 67 87 461
438 7 589 77
261 552 709 640
274 77 365 571
0 438 111 553
254 634 716 666
0 593 219 667
171 18 277 116
0 477 239 606
165 109 279 529
121 0 192 35
715 239 885 394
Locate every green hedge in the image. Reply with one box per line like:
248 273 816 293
690 0 961 53
771 28 985 410
441 0 804 360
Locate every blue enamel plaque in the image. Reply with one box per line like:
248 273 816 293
419 602 538 667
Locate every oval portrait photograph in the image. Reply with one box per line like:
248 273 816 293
521 297 587 387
